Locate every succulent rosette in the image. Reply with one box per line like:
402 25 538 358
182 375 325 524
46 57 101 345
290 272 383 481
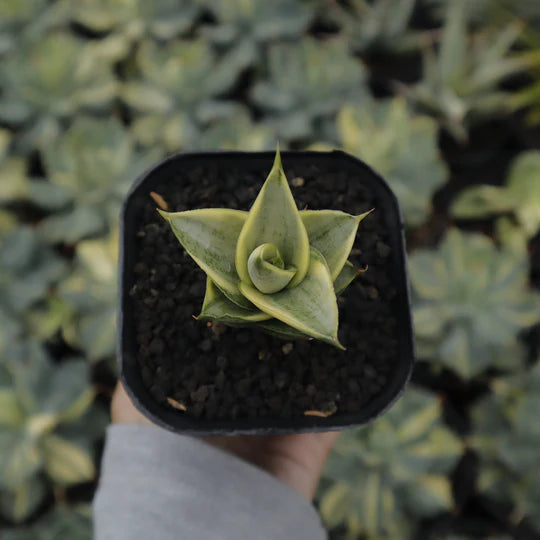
159 148 371 348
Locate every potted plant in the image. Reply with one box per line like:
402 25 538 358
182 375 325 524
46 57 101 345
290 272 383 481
119 147 414 435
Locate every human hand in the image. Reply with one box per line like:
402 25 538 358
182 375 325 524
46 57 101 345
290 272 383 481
111 381 339 500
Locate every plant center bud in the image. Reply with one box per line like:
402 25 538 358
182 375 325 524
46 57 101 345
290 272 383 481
247 243 296 294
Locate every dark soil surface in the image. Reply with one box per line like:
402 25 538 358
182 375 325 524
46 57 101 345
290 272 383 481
128 163 399 420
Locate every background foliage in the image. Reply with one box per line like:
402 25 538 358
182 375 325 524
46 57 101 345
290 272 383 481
1 0 539 537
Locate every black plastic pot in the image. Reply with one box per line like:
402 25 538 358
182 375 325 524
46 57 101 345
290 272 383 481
118 150 415 435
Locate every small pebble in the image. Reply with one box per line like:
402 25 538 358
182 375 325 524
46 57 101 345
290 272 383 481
216 356 228 369
376 241 391 258
148 338 165 356
199 339 212 352
191 385 211 403
281 343 294 355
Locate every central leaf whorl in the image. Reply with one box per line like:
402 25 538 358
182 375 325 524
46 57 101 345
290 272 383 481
159 146 373 349
247 243 297 294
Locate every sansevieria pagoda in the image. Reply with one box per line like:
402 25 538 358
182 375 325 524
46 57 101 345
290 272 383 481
158 147 372 349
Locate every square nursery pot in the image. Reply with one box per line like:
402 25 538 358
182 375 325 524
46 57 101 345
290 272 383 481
119 150 415 435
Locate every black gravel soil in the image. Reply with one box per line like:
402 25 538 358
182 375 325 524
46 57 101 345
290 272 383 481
128 163 399 420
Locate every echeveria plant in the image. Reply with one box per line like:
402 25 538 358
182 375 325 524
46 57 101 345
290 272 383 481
159 148 371 349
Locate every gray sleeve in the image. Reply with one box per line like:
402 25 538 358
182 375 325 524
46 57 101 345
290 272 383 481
93 424 327 540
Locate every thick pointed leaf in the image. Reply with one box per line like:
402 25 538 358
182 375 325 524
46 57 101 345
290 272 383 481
159 208 251 308
334 261 361 295
235 147 309 288
247 243 296 293
198 278 271 324
199 280 314 340
239 248 343 349
301 209 372 280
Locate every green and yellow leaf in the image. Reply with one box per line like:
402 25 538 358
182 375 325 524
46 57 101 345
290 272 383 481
334 261 362 295
301 209 372 280
239 247 343 348
198 278 271 323
159 208 251 308
247 242 296 293
235 147 310 289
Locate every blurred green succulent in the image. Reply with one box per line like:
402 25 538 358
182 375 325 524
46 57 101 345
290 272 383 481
476 461 540 533
421 0 491 22
203 0 313 84
512 74 540 125
69 0 201 41
160 148 371 348
511 25 540 125
0 342 106 522
0 32 117 152
504 5 540 124
25 232 119 366
438 535 511 540
403 0 540 141
424 0 540 34
321 0 421 54
495 216 529 257
33 116 159 243
411 229 540 378
251 38 369 141
319 389 462 539
501 0 540 22
330 97 448 227
0 207 17 230
0 475 48 527
471 362 540 475
0 129 28 203
470 363 540 529
0 0 49 38
206 0 312 46
122 39 241 150
0 210 19 352
59 233 119 365
3 503 92 540
0 0 67 55
452 150 540 239
180 108 275 151
0 226 66 321
0 129 73 211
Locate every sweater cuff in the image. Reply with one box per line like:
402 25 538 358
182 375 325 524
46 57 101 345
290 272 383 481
93 424 327 540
